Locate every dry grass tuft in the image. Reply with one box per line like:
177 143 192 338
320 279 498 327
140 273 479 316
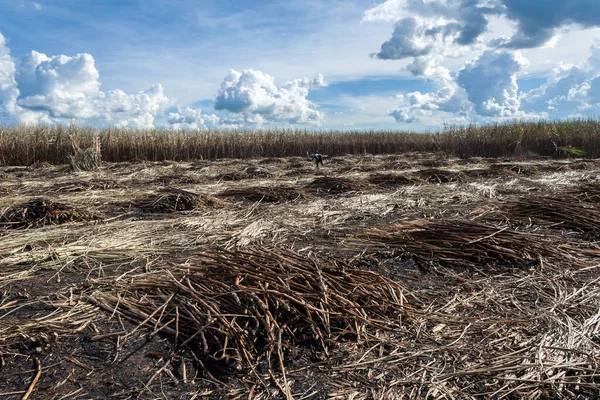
343 219 591 270
258 157 285 164
494 195 600 234
151 174 206 185
243 165 272 178
48 179 124 193
305 176 373 194
569 183 600 202
489 163 539 176
367 173 424 187
69 147 101 171
89 248 410 370
338 164 379 173
135 188 226 213
462 167 517 178
283 168 316 177
218 185 308 203
378 160 413 170
287 157 308 169
420 159 450 168
0 198 101 229
415 168 468 183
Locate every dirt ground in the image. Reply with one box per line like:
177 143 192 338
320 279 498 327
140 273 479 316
1 153 599 399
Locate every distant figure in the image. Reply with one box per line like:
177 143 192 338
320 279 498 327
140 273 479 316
550 139 559 159
503 157 511 162
306 151 323 168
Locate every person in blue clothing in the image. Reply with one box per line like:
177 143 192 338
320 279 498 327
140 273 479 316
306 151 323 168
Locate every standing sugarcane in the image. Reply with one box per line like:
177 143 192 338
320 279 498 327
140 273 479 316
306 151 323 169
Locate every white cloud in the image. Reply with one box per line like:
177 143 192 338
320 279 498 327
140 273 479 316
389 50 528 123
373 18 434 60
500 0 600 49
0 33 19 121
366 0 600 53
389 109 415 123
32 2 42 11
365 0 600 89
97 84 171 129
17 51 101 119
366 1 600 126
391 83 470 123
166 106 220 130
1 45 171 128
366 0 501 64
1 30 331 130
456 50 528 117
520 45 600 118
214 69 326 125
387 44 600 125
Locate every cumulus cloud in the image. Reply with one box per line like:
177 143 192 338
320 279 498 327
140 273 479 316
388 43 600 124
389 50 528 123
0 31 331 129
166 106 220 130
0 33 19 120
0 33 172 128
98 84 171 129
17 51 101 119
365 0 600 60
390 80 470 123
456 50 528 116
214 69 326 125
389 109 415 123
13 50 170 128
520 44 600 118
366 1 600 125
500 0 600 49
373 18 433 60
366 0 502 63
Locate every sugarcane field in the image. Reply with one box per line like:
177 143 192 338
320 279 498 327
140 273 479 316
1 136 599 399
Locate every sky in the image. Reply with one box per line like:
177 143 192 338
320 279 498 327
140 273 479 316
1 0 600 131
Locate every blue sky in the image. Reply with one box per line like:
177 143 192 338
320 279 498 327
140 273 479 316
1 0 600 131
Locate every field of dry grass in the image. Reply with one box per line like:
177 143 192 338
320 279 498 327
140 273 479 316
1 118 600 166
1 152 600 399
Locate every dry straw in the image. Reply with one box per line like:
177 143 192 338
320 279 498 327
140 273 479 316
1 118 600 166
88 248 411 371
342 219 598 270
0 198 101 229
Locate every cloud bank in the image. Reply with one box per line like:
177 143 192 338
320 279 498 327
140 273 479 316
366 0 600 125
0 32 327 129
520 44 600 118
0 34 173 128
500 0 600 49
166 106 220 130
366 0 600 56
0 33 19 121
15 50 171 128
214 69 326 125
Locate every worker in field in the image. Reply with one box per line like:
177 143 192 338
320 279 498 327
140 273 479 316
306 151 324 169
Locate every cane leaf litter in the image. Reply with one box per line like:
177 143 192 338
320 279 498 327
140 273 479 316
1 150 599 399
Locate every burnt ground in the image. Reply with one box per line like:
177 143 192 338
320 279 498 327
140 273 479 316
1 153 600 399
